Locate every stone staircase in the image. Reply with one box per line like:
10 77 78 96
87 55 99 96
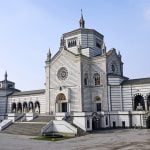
30 115 55 122
2 115 55 136
64 116 87 136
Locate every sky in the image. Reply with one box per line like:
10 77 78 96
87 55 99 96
0 0 150 91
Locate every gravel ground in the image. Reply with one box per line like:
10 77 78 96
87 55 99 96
0 129 150 150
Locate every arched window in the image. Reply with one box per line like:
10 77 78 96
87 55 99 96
93 73 100 85
56 93 66 101
84 73 88 86
111 64 115 73
68 39 77 48
134 94 145 111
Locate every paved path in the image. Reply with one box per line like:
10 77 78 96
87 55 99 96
0 129 150 150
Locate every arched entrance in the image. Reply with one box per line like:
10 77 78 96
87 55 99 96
134 95 145 111
28 101 34 113
92 112 101 130
35 101 40 113
147 95 150 111
23 102 28 113
56 93 67 112
11 103 16 113
17 102 22 113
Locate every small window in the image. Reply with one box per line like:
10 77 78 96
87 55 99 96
106 116 108 126
68 39 77 48
96 39 101 49
84 78 87 85
84 73 88 86
96 103 101 112
96 42 101 48
93 73 100 85
111 64 115 73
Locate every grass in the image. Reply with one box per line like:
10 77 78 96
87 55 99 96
32 135 74 141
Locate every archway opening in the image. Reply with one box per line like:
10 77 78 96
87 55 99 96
92 116 100 130
28 101 34 113
134 95 145 111
11 103 16 113
23 102 28 113
35 101 40 113
17 102 22 113
56 93 67 112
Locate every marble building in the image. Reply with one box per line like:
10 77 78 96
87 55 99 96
1 14 150 131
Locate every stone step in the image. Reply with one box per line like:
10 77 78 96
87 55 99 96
2 115 55 136
2 122 46 136
30 115 55 122
64 116 87 136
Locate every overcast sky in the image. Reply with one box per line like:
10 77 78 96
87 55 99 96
0 0 150 91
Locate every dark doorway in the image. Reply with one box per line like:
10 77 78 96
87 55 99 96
92 117 100 130
122 121 125 128
17 103 22 113
62 103 67 112
113 121 116 128
146 116 150 128
96 103 101 112
11 103 16 113
147 95 150 111
134 95 145 111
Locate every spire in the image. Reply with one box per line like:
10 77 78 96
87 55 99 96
5 71 7 81
60 36 64 47
102 42 106 54
79 9 85 28
46 48 51 62
118 51 122 58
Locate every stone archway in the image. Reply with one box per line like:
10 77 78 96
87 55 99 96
35 101 40 113
17 102 22 113
23 102 28 113
92 112 101 130
134 94 145 111
28 101 34 113
11 103 16 113
56 93 67 112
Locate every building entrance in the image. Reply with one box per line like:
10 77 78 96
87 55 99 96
62 103 67 112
